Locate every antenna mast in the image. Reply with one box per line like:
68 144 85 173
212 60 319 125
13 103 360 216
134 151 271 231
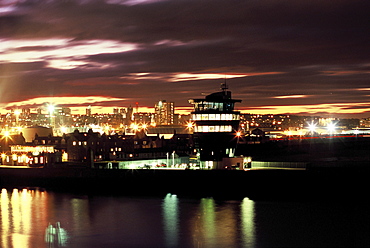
221 77 228 92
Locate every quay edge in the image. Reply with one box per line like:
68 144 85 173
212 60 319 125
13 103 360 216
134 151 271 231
0 166 368 200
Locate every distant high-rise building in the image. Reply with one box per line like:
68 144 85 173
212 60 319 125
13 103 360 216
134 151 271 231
154 100 174 125
22 108 31 116
113 108 119 115
127 106 133 120
86 106 92 116
133 112 152 123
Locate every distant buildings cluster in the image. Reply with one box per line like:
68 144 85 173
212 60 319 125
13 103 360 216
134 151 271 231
1 92 370 169
0 127 195 168
1 104 369 137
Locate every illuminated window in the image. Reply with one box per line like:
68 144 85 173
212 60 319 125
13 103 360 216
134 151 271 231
194 125 233 133
193 113 239 121
73 141 77 146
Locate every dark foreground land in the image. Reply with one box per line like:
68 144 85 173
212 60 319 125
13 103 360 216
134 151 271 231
0 165 368 200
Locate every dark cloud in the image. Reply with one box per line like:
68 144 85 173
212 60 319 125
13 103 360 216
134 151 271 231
0 0 369 116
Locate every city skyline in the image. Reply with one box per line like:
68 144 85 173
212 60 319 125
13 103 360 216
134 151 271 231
1 0 369 118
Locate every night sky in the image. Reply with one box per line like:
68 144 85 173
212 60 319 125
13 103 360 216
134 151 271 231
0 0 369 117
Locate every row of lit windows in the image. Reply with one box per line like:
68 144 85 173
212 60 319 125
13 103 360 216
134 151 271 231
192 114 240 121
193 102 234 112
111 147 122 152
1 154 45 164
72 141 88 146
194 125 232 132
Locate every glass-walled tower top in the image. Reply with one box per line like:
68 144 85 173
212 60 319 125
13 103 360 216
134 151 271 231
189 83 241 113
189 83 242 133
188 83 242 164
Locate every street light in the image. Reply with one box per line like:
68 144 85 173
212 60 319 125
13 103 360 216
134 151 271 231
326 122 336 134
186 121 194 130
307 122 317 135
47 104 55 116
14 110 21 125
172 151 175 167
47 103 55 128
166 152 169 167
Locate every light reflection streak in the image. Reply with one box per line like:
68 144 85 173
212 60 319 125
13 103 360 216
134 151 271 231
1 188 10 248
0 188 52 248
192 198 216 247
189 197 256 248
241 197 256 248
162 193 179 247
71 197 90 233
9 188 31 247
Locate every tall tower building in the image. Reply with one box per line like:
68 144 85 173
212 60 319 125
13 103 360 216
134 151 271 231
86 106 92 116
189 83 241 168
126 106 134 122
154 100 174 125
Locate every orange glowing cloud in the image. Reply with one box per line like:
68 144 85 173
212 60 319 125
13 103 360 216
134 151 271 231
321 70 370 76
170 72 283 82
274 95 308 99
240 102 370 116
1 96 126 113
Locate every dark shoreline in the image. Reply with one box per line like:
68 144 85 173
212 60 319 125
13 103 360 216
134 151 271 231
0 165 368 200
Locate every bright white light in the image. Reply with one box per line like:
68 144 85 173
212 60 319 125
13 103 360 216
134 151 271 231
307 122 317 133
326 122 336 133
60 126 68 134
3 131 10 137
47 104 55 114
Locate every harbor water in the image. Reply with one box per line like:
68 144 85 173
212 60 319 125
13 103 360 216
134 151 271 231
0 188 368 247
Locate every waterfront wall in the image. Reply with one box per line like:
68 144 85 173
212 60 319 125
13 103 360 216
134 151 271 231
0 166 368 200
252 161 308 169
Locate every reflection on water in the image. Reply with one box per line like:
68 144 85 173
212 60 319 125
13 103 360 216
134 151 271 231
0 188 257 247
1 188 47 248
190 197 255 248
162 193 179 247
45 222 68 247
241 198 255 247
0 188 367 247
